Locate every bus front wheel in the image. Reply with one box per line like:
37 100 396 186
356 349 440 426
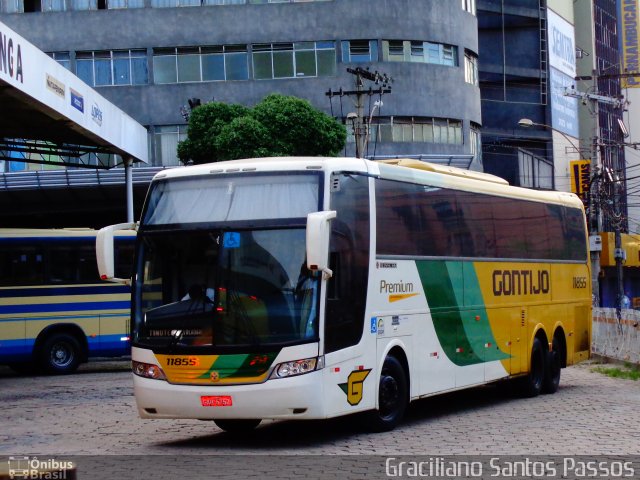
213 419 261 433
39 333 82 374
365 355 408 432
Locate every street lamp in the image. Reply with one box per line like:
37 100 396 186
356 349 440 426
517 118 583 154
346 112 361 158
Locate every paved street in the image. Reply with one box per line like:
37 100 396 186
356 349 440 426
0 360 638 479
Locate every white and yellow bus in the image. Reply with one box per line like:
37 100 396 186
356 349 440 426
0 228 134 374
97 157 591 432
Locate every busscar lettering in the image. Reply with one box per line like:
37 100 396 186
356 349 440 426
492 270 550 296
0 30 24 83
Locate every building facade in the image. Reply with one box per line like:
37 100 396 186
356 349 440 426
1 0 482 174
477 0 581 192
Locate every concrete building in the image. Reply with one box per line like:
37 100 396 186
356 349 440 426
478 0 581 192
0 0 482 227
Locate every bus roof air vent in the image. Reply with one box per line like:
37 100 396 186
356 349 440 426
379 159 509 185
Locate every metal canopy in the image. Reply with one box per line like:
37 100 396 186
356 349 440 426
0 87 120 168
0 20 148 169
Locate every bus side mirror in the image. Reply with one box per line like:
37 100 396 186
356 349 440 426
306 211 336 280
96 222 136 285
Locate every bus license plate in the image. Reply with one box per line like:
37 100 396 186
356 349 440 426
201 395 233 407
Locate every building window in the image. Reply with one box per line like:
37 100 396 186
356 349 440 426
386 41 406 62
464 50 478 85
341 40 378 63
76 50 148 86
48 52 71 70
348 117 463 145
41 0 66 11
68 0 97 10
252 41 336 80
0 0 24 13
204 0 245 4
470 122 482 165
518 149 553 189
107 0 144 8
382 40 458 67
154 125 187 167
150 0 200 6
20 0 104 10
153 45 249 84
462 0 475 15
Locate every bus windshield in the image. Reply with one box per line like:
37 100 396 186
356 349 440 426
134 173 322 351
136 228 318 350
143 173 319 225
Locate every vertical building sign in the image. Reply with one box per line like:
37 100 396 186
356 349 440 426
570 159 591 204
548 9 579 138
619 0 640 87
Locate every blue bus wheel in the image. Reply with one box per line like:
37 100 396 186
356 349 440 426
39 333 82 375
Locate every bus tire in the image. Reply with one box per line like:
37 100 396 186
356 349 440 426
365 355 408 432
520 337 545 398
8 362 36 375
542 337 562 394
213 419 261 433
39 333 82 374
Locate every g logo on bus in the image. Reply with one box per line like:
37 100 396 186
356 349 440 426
338 369 371 406
210 371 220 382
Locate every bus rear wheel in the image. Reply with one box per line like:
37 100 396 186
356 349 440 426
213 419 261 433
542 336 562 394
365 355 408 432
39 333 82 374
520 337 545 397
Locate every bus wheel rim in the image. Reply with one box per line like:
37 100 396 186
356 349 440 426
379 375 399 416
51 342 73 367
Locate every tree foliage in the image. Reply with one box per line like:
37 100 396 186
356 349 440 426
177 94 346 164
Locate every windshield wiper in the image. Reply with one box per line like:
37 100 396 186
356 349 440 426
167 329 184 352
161 296 213 350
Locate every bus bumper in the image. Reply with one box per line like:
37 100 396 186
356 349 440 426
133 370 326 420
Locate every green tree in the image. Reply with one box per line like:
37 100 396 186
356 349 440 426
177 94 346 164
177 102 250 164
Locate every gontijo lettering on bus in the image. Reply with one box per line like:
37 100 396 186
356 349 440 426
492 269 550 296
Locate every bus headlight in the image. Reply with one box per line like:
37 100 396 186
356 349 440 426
270 356 324 379
132 360 167 380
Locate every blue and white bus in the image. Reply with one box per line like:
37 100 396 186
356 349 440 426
0 228 135 374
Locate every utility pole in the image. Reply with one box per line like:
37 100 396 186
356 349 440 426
566 73 628 309
326 67 391 158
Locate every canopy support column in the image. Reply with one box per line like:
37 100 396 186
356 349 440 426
125 157 134 223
